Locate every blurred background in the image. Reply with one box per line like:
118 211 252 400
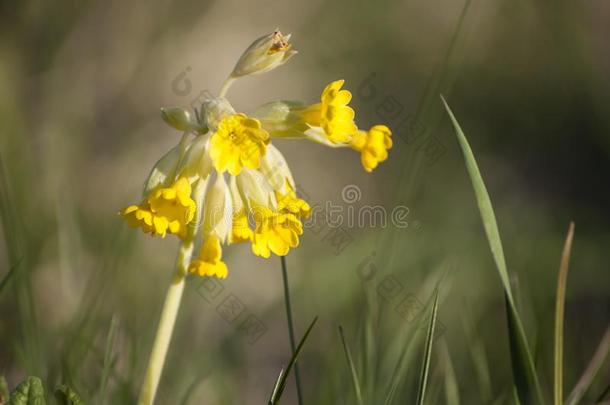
0 0 609 403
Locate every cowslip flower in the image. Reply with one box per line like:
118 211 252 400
121 177 196 239
129 29 394 405
120 29 393 279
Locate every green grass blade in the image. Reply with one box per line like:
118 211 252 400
566 326 610 405
0 257 22 297
382 283 439 405
440 341 461 405
339 326 363 405
440 97 512 302
504 294 543 405
416 289 440 405
554 222 575 405
279 256 304 405
361 284 379 402
179 370 211 405
268 316 318 405
98 315 119 403
382 325 420 405
0 376 8 403
595 384 610 403
269 369 285 402
460 310 492 401
441 96 545 405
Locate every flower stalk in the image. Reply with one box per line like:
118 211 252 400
138 242 191 405
138 179 206 405
218 77 236 98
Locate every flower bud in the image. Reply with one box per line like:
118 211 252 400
231 30 297 78
160 107 202 132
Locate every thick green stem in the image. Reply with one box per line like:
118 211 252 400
138 239 194 405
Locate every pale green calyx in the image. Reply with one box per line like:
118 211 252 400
231 29 297 78
161 107 206 133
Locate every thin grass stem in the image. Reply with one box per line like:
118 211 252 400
280 255 304 405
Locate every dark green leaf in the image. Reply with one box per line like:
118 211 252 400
54 385 84 405
9 376 46 405
554 223 574 405
339 326 363 405
416 289 440 405
268 316 318 405
0 376 9 403
442 97 545 405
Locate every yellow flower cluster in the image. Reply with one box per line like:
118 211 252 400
120 29 393 278
121 178 196 239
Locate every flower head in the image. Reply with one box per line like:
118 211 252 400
188 235 228 278
230 210 254 243
121 30 393 278
121 177 196 239
210 113 270 175
276 182 311 219
284 80 357 144
349 125 393 172
317 79 358 143
254 80 393 171
251 204 303 258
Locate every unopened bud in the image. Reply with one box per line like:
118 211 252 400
161 107 200 132
231 29 297 78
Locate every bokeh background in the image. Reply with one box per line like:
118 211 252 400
1 0 609 403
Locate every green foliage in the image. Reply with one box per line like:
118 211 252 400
338 325 363 405
268 317 318 405
5 378 82 405
0 376 9 403
415 289 440 405
442 96 545 405
554 223 574 405
53 385 84 405
8 377 45 405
